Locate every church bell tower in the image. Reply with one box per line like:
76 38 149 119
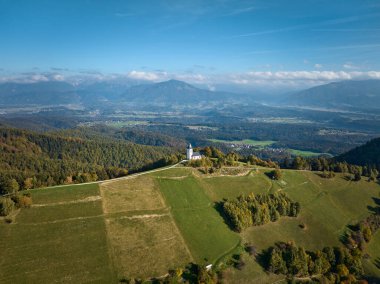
186 143 193 160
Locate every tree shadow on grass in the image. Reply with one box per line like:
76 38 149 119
256 246 272 271
214 201 237 232
342 175 352 181
375 257 380 269
364 276 380 284
373 197 380 206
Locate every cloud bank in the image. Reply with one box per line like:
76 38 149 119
1 70 380 92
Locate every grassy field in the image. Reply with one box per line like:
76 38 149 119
1 167 379 283
0 184 115 283
100 175 192 279
289 149 332 157
105 120 149 128
153 167 380 282
158 176 240 263
363 231 380 280
208 138 276 147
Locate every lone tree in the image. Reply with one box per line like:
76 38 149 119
272 169 282 180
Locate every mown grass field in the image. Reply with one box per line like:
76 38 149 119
1 166 379 283
157 176 240 263
0 184 115 283
289 148 332 157
100 176 192 279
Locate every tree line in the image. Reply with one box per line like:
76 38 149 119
282 156 379 181
265 242 363 283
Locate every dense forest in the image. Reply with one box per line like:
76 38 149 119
55 125 187 148
137 122 371 155
337 137 380 170
0 127 181 192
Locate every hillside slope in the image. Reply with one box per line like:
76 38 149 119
0 127 179 191
337 137 380 168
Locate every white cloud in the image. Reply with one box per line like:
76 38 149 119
127 70 165 81
175 73 206 83
314 63 323 69
1 70 380 92
30 74 49 82
343 63 359 70
207 84 216 91
52 74 65 81
225 71 380 88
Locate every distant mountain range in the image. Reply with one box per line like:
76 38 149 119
0 81 80 106
283 80 380 110
0 79 255 110
1 79 380 112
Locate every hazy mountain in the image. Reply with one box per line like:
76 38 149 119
3 79 380 112
283 80 380 110
0 81 80 106
120 79 256 108
0 79 256 110
336 137 380 168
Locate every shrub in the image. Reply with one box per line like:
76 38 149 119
0 197 15 216
321 171 335 179
11 193 33 208
271 169 283 180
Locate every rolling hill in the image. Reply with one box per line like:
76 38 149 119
283 79 380 110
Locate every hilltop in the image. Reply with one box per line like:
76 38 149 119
1 165 379 283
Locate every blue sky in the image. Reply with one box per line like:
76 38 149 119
1 0 380 91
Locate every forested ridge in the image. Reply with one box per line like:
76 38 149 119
337 137 380 169
0 127 180 192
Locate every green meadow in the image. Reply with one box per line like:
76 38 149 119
1 167 379 283
158 177 240 263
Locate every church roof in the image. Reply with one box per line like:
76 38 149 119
192 152 201 157
187 143 192 149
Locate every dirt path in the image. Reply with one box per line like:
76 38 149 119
32 196 101 207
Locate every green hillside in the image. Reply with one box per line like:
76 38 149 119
1 166 379 283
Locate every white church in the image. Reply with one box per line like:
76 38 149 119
186 144 202 160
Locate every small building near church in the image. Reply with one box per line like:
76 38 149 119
186 143 202 160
